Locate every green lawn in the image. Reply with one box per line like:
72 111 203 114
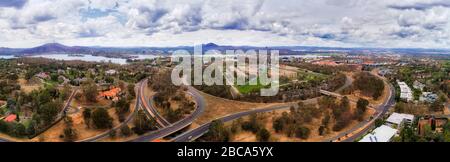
235 78 275 94
297 70 328 83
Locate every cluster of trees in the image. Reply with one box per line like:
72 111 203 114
62 116 77 142
393 122 450 142
318 96 368 133
132 110 158 135
202 120 231 142
81 79 98 103
195 85 232 99
0 120 27 137
202 114 271 142
0 61 21 100
272 103 320 139
151 71 195 123
352 72 385 100
0 85 66 137
288 62 354 75
82 108 113 129
114 97 131 122
394 100 445 115
0 80 20 100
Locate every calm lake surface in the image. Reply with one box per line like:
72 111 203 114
29 54 157 65
0 55 17 59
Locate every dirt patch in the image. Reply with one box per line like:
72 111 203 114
193 91 280 127
18 78 41 93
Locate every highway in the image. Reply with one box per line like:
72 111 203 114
171 72 395 142
130 85 206 142
172 73 355 142
172 99 321 142
139 79 171 128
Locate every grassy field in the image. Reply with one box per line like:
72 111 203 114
235 69 327 94
235 78 273 94
297 70 328 83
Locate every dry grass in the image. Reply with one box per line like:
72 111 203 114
29 94 136 142
230 102 375 142
30 107 121 142
18 78 41 93
192 90 280 128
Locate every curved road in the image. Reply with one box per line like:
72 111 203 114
171 72 390 142
130 85 206 142
171 100 321 142
139 79 171 128
323 71 396 142
331 83 395 142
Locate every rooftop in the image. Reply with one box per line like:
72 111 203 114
99 87 121 98
359 125 397 142
4 114 17 122
386 112 414 126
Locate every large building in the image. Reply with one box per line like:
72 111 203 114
419 92 438 103
359 125 398 142
386 113 414 128
397 81 413 101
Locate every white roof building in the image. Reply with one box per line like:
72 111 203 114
397 81 413 101
359 125 398 142
105 69 117 75
419 92 438 103
386 112 414 126
413 80 425 91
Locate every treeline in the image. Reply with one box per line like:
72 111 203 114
351 72 385 100
201 97 370 141
200 114 271 142
0 60 21 100
393 122 450 142
272 103 320 139
319 96 369 133
287 62 355 75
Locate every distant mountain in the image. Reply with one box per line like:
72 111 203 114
0 47 23 55
20 43 92 54
203 43 219 49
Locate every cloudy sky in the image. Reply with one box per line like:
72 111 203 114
0 0 449 48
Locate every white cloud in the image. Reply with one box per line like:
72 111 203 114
0 0 449 48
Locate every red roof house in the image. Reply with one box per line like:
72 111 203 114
4 114 17 122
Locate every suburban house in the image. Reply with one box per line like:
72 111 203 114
4 114 17 122
413 80 425 91
417 116 449 136
378 68 392 77
58 76 70 84
57 69 65 75
359 125 398 142
99 87 122 101
386 112 414 129
398 81 413 102
35 72 50 80
73 77 88 85
105 69 117 75
419 92 438 103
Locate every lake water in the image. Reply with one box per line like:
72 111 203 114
0 55 16 59
29 54 157 65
